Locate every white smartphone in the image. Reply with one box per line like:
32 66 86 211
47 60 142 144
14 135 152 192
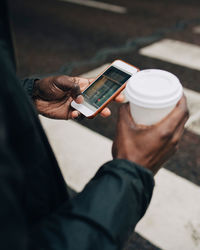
71 60 139 118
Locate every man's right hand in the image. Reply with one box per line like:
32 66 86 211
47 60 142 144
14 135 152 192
112 96 189 175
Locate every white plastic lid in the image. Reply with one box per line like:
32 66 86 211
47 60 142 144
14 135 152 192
125 69 183 109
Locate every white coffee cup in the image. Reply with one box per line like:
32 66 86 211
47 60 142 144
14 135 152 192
125 69 183 125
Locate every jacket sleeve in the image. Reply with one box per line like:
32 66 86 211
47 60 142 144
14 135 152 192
29 159 154 250
0 103 27 250
21 78 37 97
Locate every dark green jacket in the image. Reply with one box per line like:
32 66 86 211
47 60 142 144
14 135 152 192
0 1 154 249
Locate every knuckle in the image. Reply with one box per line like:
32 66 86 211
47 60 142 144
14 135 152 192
69 76 80 85
73 83 81 94
159 129 173 140
66 77 80 90
171 138 179 147
54 75 72 88
55 75 66 84
73 82 79 89
185 109 190 119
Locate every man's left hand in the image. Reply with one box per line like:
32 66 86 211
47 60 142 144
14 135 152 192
33 75 124 120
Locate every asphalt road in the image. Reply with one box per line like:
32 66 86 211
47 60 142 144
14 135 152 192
10 0 200 77
8 0 200 249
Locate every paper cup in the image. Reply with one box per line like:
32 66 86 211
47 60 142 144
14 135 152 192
125 69 183 125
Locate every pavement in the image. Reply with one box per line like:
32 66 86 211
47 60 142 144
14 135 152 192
9 0 200 249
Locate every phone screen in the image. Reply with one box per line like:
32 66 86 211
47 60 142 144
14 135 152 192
82 66 131 111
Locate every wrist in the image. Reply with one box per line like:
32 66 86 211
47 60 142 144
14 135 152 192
114 153 157 175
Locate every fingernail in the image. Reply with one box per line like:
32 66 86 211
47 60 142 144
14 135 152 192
72 111 80 119
76 95 84 104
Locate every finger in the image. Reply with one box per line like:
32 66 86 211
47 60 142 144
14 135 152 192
74 77 90 89
118 103 137 127
100 107 111 118
74 77 95 92
171 115 189 143
157 95 189 132
89 78 95 84
54 76 78 91
114 93 125 103
54 76 83 102
74 95 84 104
80 78 95 91
67 77 85 102
70 110 81 119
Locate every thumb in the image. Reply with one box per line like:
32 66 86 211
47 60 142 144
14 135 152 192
54 76 84 103
68 77 83 102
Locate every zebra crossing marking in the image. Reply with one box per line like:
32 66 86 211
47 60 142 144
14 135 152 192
193 26 200 34
184 88 200 135
59 0 127 14
140 38 200 71
139 39 200 134
40 116 112 192
136 168 200 250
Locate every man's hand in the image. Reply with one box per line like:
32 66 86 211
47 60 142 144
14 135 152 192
33 75 124 120
112 96 189 175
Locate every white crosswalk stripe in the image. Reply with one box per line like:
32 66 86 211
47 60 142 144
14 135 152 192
59 0 127 14
193 26 200 34
136 169 200 250
139 38 200 135
40 117 112 192
184 88 200 135
140 38 200 71
40 38 200 250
